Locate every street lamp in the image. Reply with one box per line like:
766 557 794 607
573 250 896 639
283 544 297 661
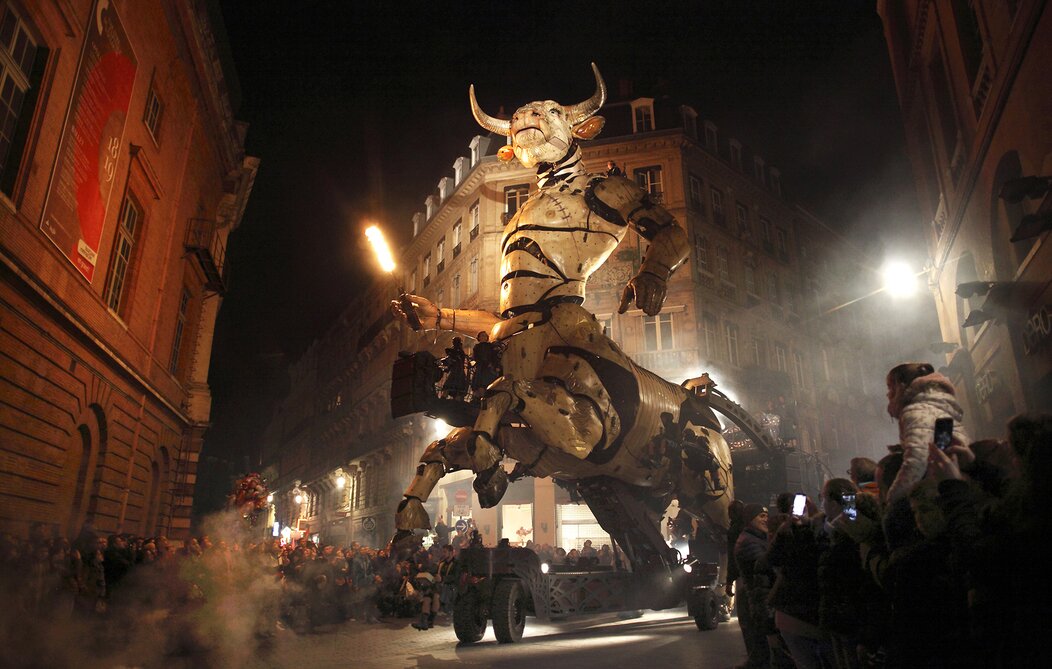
881 260 918 298
336 475 346 489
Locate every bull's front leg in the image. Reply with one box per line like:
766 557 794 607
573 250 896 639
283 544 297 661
466 382 514 508
394 426 474 543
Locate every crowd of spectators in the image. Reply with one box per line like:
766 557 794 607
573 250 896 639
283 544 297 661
730 362 1050 669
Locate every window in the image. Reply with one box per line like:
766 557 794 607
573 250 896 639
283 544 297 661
634 166 663 202
681 105 697 138
598 315 612 338
169 288 191 374
470 201 480 239
704 121 718 151
751 337 766 367
701 314 718 359
689 174 703 208
952 0 985 87
715 245 731 283
452 220 462 257
730 141 742 170
760 217 773 251
710 188 725 226
724 322 740 366
470 136 482 166
436 237 445 273
775 228 789 261
785 282 797 313
505 184 530 218
695 235 711 274
409 270 416 293
632 99 654 133
452 274 461 307
767 272 780 302
736 203 749 237
753 156 766 185
423 253 431 287
104 193 143 313
143 82 163 141
469 256 478 294
642 313 674 351
744 264 757 295
774 344 788 373
0 3 43 195
792 351 807 388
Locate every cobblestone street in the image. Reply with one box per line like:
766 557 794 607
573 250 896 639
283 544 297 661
254 608 746 669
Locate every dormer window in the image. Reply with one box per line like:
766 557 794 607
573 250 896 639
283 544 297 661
425 194 436 219
680 105 698 138
704 121 718 152
770 168 781 196
753 156 766 185
631 98 655 133
439 177 452 202
469 136 482 166
453 156 466 185
729 140 742 170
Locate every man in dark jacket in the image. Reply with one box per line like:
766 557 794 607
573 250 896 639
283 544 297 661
735 504 773 669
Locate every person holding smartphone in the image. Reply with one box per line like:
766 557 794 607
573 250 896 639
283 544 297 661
884 363 969 503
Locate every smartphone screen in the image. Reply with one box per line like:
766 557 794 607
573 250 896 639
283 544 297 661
934 417 954 451
792 493 807 517
842 493 857 521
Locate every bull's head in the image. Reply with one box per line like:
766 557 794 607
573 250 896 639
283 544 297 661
469 63 607 169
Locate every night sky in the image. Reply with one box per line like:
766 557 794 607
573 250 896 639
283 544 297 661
197 0 925 512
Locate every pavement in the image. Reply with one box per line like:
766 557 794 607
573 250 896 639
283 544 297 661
256 608 748 669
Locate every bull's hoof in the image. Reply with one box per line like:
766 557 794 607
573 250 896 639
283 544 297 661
473 465 508 508
395 497 431 531
389 529 419 562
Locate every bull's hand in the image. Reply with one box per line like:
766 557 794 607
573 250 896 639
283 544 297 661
618 271 667 316
390 294 440 330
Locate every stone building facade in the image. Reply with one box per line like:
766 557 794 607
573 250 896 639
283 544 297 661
878 0 1052 435
266 94 930 549
0 1 257 539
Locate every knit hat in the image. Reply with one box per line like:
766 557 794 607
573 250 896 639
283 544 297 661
743 503 767 524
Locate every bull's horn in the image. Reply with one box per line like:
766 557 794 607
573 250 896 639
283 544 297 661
469 84 511 136
564 62 607 125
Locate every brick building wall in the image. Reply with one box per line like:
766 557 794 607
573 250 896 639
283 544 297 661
0 0 257 539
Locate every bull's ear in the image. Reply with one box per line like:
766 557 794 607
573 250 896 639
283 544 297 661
572 116 605 140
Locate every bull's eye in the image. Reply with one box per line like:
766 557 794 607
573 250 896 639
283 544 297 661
549 109 560 115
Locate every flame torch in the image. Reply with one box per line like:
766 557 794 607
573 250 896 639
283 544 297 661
365 225 422 331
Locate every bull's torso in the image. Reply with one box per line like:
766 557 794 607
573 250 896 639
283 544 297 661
499 173 626 317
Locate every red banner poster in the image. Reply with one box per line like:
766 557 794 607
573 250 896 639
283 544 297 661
40 0 137 282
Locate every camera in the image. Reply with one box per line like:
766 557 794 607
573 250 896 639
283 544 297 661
934 417 954 451
841 493 857 521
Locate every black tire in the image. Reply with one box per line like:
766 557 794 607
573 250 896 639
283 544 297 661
492 579 527 643
693 591 720 631
453 590 488 644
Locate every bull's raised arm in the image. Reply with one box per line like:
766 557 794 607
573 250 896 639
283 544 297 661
586 175 690 315
390 294 501 338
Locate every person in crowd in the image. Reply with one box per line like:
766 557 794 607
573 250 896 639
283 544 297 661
439 337 469 400
410 564 440 630
848 457 879 498
767 491 834 669
725 500 745 610
734 503 776 669
436 544 457 615
469 330 502 402
884 362 968 503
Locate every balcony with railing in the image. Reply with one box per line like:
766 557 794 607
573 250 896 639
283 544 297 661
184 218 227 294
629 348 699 378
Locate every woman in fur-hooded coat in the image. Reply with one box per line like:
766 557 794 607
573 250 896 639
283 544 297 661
884 363 969 504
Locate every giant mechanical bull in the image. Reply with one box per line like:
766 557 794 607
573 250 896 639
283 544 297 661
391 64 735 568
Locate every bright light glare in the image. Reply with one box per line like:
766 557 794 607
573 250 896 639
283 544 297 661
682 563 693 573
882 260 918 298
294 494 303 505
365 225 397 273
266 493 274 504
434 418 449 436
541 562 550 574
336 476 346 489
